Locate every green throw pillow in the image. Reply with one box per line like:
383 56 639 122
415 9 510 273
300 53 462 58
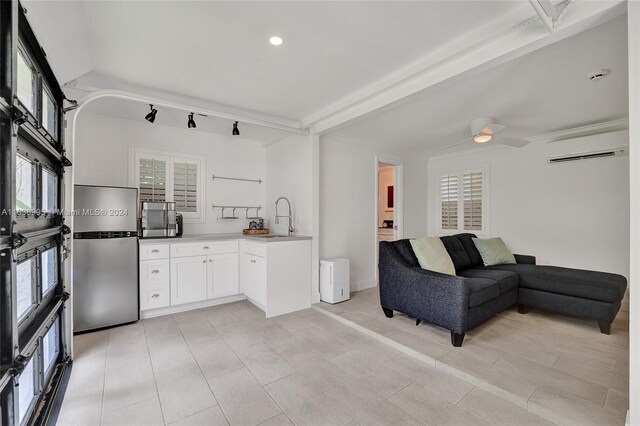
410 237 456 275
472 237 516 266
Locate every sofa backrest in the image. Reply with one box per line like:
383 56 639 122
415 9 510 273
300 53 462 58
386 239 420 268
440 233 483 271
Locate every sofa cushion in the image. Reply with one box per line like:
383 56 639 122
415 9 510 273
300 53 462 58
458 269 519 294
486 264 627 303
455 233 484 268
472 237 517 266
466 278 501 308
389 239 420 268
440 235 472 272
410 237 456 275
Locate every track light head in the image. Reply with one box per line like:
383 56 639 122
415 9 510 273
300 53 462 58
232 121 240 136
187 112 196 129
145 104 157 123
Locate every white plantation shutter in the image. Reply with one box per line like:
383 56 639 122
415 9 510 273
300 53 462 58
463 172 483 230
173 161 198 212
440 174 458 230
139 158 166 202
131 149 204 223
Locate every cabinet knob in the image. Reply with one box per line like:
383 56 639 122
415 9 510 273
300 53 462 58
209 259 212 263
151 294 159 298
151 270 160 274
151 249 160 253
203 246 210 250
251 259 256 263
203 260 206 263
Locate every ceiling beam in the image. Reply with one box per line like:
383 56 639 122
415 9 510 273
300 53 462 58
306 0 625 135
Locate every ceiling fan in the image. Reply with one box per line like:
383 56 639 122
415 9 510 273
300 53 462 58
438 117 530 153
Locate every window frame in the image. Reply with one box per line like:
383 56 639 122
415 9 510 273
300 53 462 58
437 166 489 236
129 147 205 223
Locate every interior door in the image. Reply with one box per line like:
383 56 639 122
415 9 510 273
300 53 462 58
171 255 207 305
208 253 239 299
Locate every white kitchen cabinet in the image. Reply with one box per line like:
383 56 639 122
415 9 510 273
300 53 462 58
171 255 208 305
241 253 266 308
207 253 239 299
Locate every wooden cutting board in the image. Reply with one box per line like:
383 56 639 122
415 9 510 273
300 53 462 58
243 229 269 235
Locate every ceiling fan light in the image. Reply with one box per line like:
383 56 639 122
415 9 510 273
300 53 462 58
473 134 492 143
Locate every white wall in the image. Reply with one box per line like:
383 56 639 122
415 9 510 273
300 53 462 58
319 137 428 291
264 135 313 236
74 111 266 235
427 131 630 277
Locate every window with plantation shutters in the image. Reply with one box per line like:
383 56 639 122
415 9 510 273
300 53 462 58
440 175 458 230
438 169 485 233
173 161 198 212
463 172 482 230
131 148 204 223
139 158 167 202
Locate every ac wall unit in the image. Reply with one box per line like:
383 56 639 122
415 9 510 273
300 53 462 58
548 147 628 164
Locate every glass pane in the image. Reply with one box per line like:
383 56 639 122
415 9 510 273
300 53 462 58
43 319 60 375
42 89 58 140
17 51 35 114
41 247 58 294
42 168 58 212
18 356 36 424
17 258 34 319
16 155 34 211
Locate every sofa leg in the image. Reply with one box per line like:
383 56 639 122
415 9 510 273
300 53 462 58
382 307 393 318
518 304 531 314
451 332 465 347
416 319 421 326
598 320 611 335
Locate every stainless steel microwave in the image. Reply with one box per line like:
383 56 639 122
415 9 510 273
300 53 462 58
140 202 177 238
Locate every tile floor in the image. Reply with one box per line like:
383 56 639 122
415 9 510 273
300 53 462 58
316 287 630 426
58 298 554 426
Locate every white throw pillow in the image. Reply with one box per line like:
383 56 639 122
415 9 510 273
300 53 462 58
410 237 456 275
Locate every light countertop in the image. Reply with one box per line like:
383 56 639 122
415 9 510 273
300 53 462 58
138 233 312 244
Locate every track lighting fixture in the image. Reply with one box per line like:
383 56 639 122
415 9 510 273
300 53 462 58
232 121 240 136
187 112 196 129
145 104 157 123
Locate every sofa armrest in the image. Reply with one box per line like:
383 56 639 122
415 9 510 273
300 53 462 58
378 244 470 333
514 254 536 265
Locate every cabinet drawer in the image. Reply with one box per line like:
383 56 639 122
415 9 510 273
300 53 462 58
141 283 170 310
140 244 170 260
171 240 238 258
140 259 169 285
242 241 267 258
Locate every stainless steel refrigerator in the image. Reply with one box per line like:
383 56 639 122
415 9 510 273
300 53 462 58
73 185 139 332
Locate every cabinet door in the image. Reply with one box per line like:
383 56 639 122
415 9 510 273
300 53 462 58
240 254 257 301
170 255 208 305
208 253 239 299
254 255 267 307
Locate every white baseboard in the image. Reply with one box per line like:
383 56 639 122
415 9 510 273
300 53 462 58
140 294 246 319
351 279 377 292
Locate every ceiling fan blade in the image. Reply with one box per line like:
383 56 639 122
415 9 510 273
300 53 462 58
495 136 530 148
482 123 506 135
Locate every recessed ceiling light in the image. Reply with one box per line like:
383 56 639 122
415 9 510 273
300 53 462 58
269 36 283 46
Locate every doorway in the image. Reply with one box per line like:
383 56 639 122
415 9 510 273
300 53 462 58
375 159 403 284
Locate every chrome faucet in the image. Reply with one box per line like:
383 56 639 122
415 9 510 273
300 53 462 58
274 196 294 237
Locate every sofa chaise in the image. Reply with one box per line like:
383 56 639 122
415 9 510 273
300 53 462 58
378 233 627 346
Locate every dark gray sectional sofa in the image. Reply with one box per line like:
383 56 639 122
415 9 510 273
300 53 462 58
378 233 627 346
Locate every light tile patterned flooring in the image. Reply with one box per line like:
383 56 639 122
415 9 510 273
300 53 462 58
59 298 558 426
316 287 630 426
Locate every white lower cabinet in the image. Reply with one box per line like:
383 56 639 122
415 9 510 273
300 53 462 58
208 253 239 299
241 253 266 308
171 255 208 305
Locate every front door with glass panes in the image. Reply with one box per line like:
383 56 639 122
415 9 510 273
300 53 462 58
0 2 71 425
